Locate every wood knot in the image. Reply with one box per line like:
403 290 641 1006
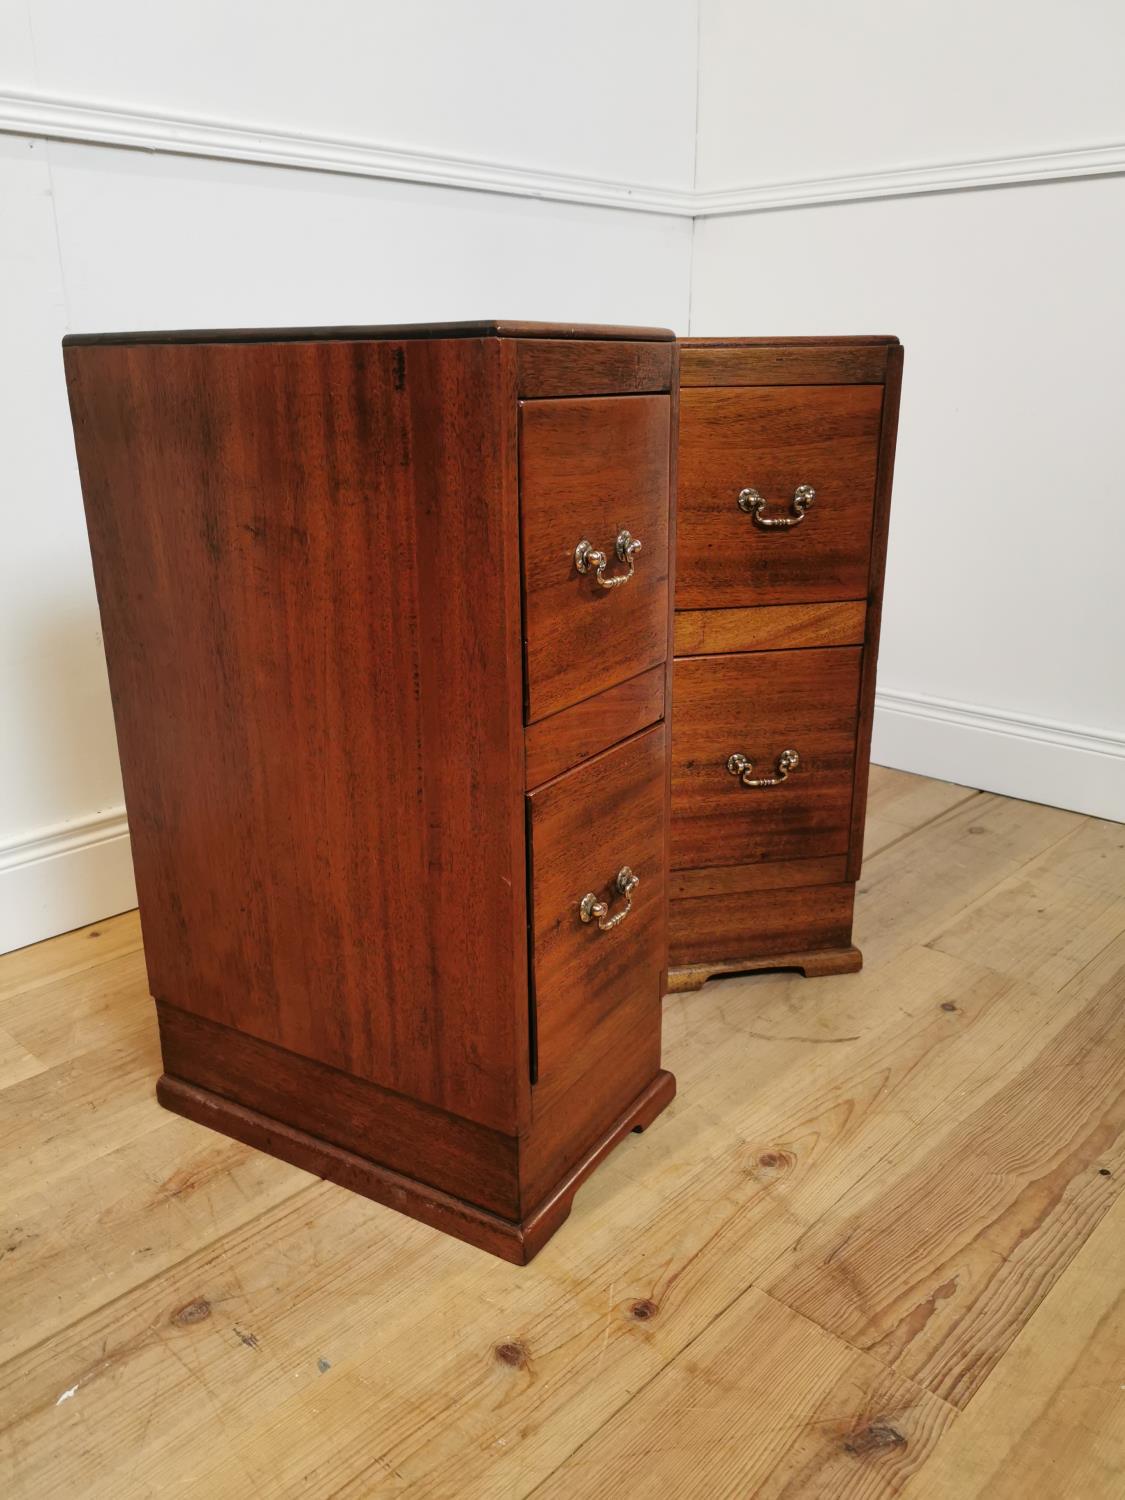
751 1147 796 1179
1099 1167 1112 1177
628 1299 658 1322
843 1423 907 1456
494 1341 530 1369
941 1002 958 1013
171 1298 211 1326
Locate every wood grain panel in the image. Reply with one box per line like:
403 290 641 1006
679 343 890 385
675 600 866 655
670 855 847 900
670 882 855 968
676 384 883 609
525 725 666 1207
520 395 670 721
156 1003 520 1218
671 648 863 870
65 336 528 1134
524 665 664 789
516 340 672 397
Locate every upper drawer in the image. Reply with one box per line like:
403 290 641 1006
520 396 670 723
676 385 883 609
672 646 862 870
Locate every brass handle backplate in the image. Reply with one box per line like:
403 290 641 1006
575 530 641 589
727 750 800 788
580 866 638 931
737 485 816 529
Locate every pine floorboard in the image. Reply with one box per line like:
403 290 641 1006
1 767 1122 1498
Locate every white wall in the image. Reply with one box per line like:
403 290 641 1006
18 0 698 191
0 1 696 952
691 0 1125 822
696 0 1124 191
3 0 1123 955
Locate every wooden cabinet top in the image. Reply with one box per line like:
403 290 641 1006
680 335 899 346
63 319 677 348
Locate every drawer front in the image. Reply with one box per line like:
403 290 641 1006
521 395 670 722
527 725 665 1142
669 883 855 968
676 385 883 608
672 647 862 870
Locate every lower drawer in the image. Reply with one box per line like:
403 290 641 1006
672 646 862 870
526 723 666 1180
669 881 855 968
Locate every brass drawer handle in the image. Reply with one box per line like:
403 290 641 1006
737 485 815 529
727 750 800 788
580 866 638 931
575 530 641 589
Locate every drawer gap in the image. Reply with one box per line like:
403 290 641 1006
525 796 539 1086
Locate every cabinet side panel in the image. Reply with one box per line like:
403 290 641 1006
64 337 525 1134
847 343 904 880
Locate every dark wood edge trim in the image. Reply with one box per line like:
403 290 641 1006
680 378 888 390
523 663 666 790
670 854 849 900
524 718 667 796
667 947 862 993
64 321 677 349
671 644 863 664
679 336 900 347
662 345 680 999
675 596 868 611
679 359 889 389
524 661 666 736
846 343 904 882
523 658 668 731
157 1074 530 1262
498 339 534 1133
157 1067 674 1265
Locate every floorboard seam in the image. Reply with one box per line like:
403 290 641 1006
752 1283 960 1410
0 951 147 1010
862 790 982 863
875 810 1094 959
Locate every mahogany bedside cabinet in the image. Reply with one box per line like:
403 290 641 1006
64 321 677 1263
669 337 903 991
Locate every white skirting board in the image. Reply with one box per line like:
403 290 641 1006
873 690 1125 825
0 809 137 955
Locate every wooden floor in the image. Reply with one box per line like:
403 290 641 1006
2 769 1124 1498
